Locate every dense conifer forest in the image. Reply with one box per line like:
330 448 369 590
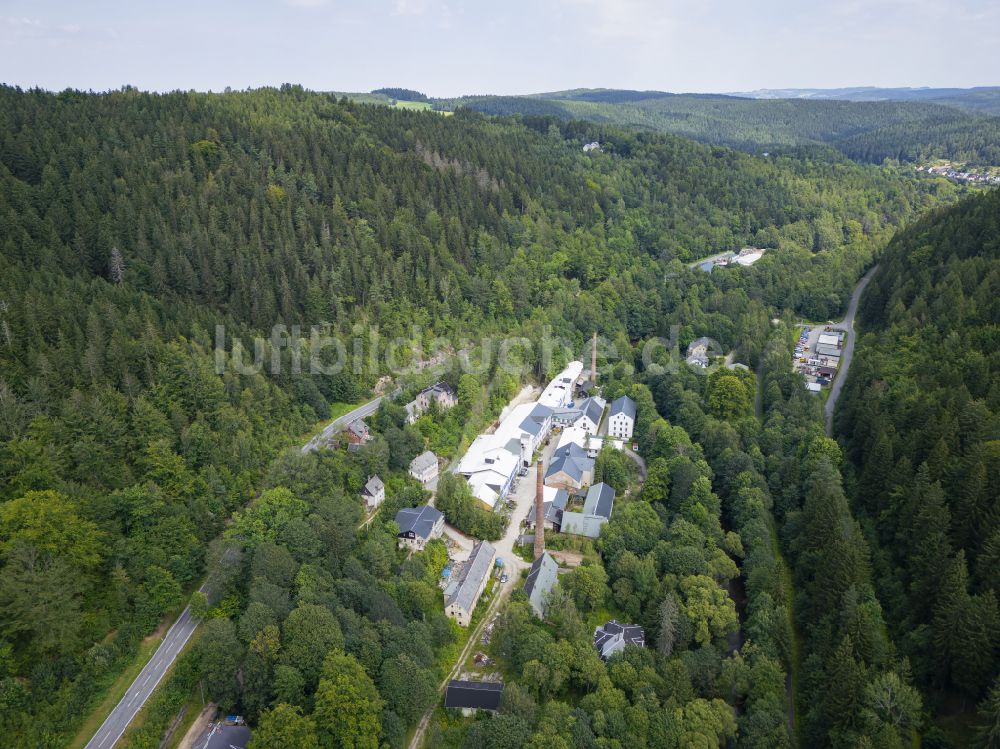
837 188 1000 744
0 84 991 748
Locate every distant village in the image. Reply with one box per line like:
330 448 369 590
917 163 1000 185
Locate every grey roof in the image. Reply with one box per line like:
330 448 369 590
559 511 607 538
409 450 438 474
594 619 645 659
583 482 615 520
444 680 503 710
687 336 713 353
609 395 636 420
395 504 443 539
362 475 384 497
546 443 593 483
445 540 496 613
348 419 369 437
528 403 553 423
518 415 544 438
547 489 569 524
580 397 605 426
427 381 456 397
524 553 559 618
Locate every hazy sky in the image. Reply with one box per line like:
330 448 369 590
2 0 997 95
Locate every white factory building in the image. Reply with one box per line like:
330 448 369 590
457 362 583 510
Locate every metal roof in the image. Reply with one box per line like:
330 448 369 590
609 395 636 420
445 540 496 613
394 504 443 539
583 482 615 520
524 553 559 618
444 680 504 710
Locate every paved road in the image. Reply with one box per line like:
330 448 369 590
85 591 205 749
302 390 397 453
824 265 878 435
195 723 250 749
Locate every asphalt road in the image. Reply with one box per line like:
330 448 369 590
824 265 878 435
197 723 251 749
85 597 202 749
85 392 392 748
301 389 399 453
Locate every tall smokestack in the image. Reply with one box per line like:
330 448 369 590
591 331 597 385
534 460 545 560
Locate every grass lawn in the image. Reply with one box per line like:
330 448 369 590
296 398 370 444
67 629 171 749
392 99 432 111
118 627 205 746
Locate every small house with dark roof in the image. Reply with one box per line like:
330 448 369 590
444 680 504 714
345 419 372 449
395 504 444 551
594 619 645 660
524 552 559 619
445 540 496 626
608 395 636 440
560 482 615 538
361 475 385 510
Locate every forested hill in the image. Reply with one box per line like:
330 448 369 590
837 188 1000 737
0 84 960 746
440 91 1000 167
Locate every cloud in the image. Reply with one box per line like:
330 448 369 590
394 0 427 15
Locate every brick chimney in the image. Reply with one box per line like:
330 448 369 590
591 331 598 385
534 460 545 560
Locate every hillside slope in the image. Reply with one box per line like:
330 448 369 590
837 188 1000 733
442 90 1000 166
0 84 961 746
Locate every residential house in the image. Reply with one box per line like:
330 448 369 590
686 337 713 368
524 552 559 619
360 475 385 510
409 450 439 485
545 442 594 491
394 504 444 550
444 680 504 714
560 482 614 538
582 141 601 153
607 395 637 440
593 620 645 660
405 382 458 424
444 540 496 626
345 419 372 450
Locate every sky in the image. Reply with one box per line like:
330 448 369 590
1 0 998 96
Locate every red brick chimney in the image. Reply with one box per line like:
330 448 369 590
591 331 598 385
534 460 545 560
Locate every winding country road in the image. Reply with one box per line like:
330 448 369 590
824 265 878 435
